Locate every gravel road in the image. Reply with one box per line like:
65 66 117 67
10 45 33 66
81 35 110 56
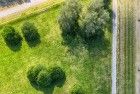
112 0 117 94
0 0 47 18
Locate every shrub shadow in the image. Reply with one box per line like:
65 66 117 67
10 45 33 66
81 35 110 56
5 40 22 52
84 37 111 58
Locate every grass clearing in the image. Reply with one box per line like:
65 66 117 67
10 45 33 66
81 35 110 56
0 0 112 94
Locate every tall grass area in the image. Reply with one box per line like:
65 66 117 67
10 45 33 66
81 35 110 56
0 0 112 94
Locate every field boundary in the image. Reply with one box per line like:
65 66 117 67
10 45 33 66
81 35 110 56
117 0 135 94
0 0 64 28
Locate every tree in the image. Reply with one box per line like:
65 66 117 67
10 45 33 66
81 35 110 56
27 64 46 89
22 22 40 44
58 0 81 37
81 0 110 41
37 70 52 89
2 26 22 47
49 66 66 87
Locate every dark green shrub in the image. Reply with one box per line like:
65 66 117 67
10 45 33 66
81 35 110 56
27 65 66 91
27 65 46 89
2 26 22 47
22 22 40 44
81 0 109 41
37 70 52 89
71 84 85 94
49 66 66 87
58 0 81 37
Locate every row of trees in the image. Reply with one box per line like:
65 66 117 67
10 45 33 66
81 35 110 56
2 22 40 48
58 0 110 42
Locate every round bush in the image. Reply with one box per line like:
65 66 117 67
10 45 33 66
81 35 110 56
50 66 66 86
27 65 46 88
22 22 39 43
37 70 52 89
71 84 85 94
2 26 22 46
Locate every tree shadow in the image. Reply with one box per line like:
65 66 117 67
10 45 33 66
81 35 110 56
84 37 111 58
25 33 41 48
5 40 22 52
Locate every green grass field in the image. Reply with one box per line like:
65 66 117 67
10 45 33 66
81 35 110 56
0 0 112 94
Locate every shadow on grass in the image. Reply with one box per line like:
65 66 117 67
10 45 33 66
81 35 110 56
5 41 22 52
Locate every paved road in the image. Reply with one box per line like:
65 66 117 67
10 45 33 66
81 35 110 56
0 0 47 18
112 0 117 94
135 0 140 94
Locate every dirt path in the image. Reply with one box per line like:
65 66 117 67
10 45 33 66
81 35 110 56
112 0 117 94
0 0 47 18
135 0 140 93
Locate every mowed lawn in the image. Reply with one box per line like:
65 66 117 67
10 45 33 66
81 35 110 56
0 0 112 94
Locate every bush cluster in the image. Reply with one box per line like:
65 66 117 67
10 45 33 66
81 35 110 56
2 22 40 49
2 26 22 47
58 0 81 37
27 65 66 90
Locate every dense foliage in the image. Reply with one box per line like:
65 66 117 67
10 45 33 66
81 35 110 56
37 70 52 89
81 0 110 41
27 65 66 91
27 64 46 89
2 26 22 47
58 0 81 37
49 66 66 87
22 22 40 44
